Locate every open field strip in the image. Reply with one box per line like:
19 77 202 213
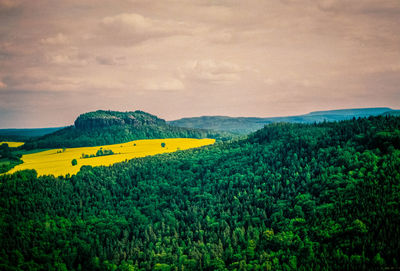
0 141 25 148
6 138 215 177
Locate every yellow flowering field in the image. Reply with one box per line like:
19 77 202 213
6 138 215 177
0 141 25 148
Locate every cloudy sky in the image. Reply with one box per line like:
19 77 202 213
0 0 399 128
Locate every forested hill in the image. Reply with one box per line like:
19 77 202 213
169 107 395 134
1 115 399 270
74 110 166 129
23 110 229 149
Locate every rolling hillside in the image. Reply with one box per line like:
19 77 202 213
23 110 229 149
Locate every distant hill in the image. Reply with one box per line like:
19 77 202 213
73 110 166 129
381 110 400 116
307 107 392 116
169 107 395 134
23 110 228 149
0 127 64 140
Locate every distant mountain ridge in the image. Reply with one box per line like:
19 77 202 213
306 107 391 116
23 110 227 149
169 107 396 134
1 108 397 140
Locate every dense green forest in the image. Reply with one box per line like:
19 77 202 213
1 116 400 270
23 110 229 149
0 143 22 173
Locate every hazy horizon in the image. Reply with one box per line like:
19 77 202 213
0 106 396 129
1 0 400 128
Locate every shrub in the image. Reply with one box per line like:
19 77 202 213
71 159 77 166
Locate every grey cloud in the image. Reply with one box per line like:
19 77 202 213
96 56 116 65
316 0 400 15
0 0 21 14
0 42 19 59
3 74 44 88
0 0 19 9
46 53 89 66
41 33 68 45
2 73 83 92
180 60 245 84
98 13 193 46
142 78 185 91
95 56 126 66
44 47 91 67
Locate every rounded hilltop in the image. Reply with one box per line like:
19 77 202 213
22 109 228 149
74 110 166 129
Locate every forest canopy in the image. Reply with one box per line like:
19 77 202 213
0 116 399 270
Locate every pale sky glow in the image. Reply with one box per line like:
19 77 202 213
0 0 399 128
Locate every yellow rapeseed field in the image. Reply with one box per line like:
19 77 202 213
0 141 25 148
6 138 215 177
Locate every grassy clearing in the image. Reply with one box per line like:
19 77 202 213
0 141 25 148
5 138 215 177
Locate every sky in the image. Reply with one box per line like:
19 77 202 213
0 0 399 128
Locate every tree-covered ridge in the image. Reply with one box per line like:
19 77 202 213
169 107 395 134
1 116 400 270
23 110 230 149
74 110 166 129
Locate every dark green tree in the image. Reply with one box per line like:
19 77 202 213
71 159 77 166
